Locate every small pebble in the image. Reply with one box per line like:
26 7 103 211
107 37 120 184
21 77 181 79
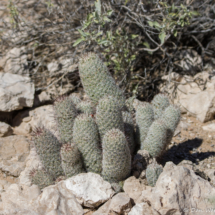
211 144 215 147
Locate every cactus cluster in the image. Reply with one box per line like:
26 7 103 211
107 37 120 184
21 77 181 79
136 94 181 158
30 52 181 190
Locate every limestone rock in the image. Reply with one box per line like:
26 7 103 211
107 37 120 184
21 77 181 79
19 147 43 186
138 162 215 215
0 135 30 177
93 193 132 215
160 71 215 122
0 72 35 112
0 181 84 215
36 181 84 215
65 172 115 208
12 105 57 136
0 47 29 76
128 202 160 215
123 176 146 203
0 184 41 215
202 123 215 131
0 122 12 137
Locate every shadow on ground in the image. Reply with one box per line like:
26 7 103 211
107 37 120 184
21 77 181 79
160 138 215 166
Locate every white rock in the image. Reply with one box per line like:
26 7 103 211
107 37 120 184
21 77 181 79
65 172 115 208
123 176 146 203
12 105 57 136
138 162 215 215
202 123 215 131
0 184 41 215
36 182 84 215
0 47 29 75
93 192 132 214
0 121 12 137
0 181 84 215
19 148 43 186
0 72 35 112
128 202 160 215
0 135 30 177
179 91 215 122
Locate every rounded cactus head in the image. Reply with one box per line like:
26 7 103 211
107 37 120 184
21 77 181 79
151 94 170 120
54 95 77 143
78 52 125 108
102 128 131 183
146 161 163 187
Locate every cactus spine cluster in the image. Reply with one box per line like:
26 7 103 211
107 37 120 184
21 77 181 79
30 52 181 190
146 162 163 187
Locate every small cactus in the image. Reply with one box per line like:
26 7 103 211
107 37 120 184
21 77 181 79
54 96 77 143
142 120 167 158
78 52 125 108
30 169 54 190
146 162 163 187
60 143 85 178
32 127 64 179
73 114 102 173
102 129 131 183
96 96 124 140
136 102 154 149
151 94 170 120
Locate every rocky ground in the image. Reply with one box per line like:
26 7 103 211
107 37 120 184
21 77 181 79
1 68 215 214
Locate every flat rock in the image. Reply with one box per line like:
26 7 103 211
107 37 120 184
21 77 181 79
0 135 30 177
0 47 29 76
65 172 115 208
0 72 35 112
18 147 43 186
128 202 159 215
0 181 84 215
0 122 12 137
123 176 146 203
138 162 215 215
93 192 132 215
202 123 215 131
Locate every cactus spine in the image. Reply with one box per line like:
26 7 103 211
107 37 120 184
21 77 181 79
102 129 131 183
73 114 102 173
60 143 85 178
96 96 124 140
54 96 77 143
32 127 64 179
78 52 125 108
